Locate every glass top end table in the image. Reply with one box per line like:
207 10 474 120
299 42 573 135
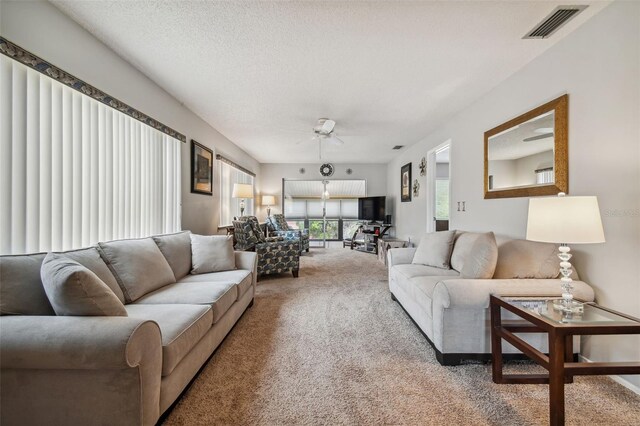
503 297 640 325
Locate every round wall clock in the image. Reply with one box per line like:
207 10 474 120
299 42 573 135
320 163 335 177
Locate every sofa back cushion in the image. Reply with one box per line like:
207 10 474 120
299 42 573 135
153 231 192 281
494 239 579 279
412 230 456 269
41 253 127 316
0 253 54 315
460 232 498 279
98 238 176 303
190 234 236 274
63 247 125 303
450 232 481 272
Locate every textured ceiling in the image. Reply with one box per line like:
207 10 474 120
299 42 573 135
489 113 555 161
52 1 608 164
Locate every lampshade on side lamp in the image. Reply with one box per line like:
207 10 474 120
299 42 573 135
232 183 254 217
526 193 605 312
262 195 275 217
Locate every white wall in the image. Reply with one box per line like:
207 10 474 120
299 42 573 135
387 1 640 389
0 1 260 235
260 163 387 221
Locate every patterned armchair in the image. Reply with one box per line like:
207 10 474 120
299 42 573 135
266 214 310 253
233 216 300 279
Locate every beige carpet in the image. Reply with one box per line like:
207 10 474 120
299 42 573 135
163 248 640 425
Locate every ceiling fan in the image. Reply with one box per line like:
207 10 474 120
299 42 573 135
298 118 345 159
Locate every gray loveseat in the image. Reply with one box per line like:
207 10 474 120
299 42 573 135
0 231 257 425
388 231 595 365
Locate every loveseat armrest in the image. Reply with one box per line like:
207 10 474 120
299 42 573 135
432 278 595 310
387 247 417 267
235 251 258 290
0 316 162 425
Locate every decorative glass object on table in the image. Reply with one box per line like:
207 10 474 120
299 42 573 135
526 193 605 313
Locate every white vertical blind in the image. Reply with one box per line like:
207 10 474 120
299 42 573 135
0 56 181 255
219 160 254 226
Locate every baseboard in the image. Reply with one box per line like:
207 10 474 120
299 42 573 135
579 355 640 396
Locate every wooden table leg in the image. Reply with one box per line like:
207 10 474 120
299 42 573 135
564 334 574 384
491 301 503 383
549 330 566 426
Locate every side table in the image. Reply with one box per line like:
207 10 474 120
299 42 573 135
377 238 409 265
490 295 640 426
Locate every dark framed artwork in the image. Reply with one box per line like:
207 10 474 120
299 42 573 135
400 163 411 203
191 140 213 195
401 162 412 202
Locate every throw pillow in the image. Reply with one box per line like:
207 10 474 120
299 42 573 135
460 232 498 279
153 231 192 281
412 230 457 269
41 253 127 316
98 238 176 303
190 234 236 274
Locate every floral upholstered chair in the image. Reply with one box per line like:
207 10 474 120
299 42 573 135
266 214 310 253
233 216 300 279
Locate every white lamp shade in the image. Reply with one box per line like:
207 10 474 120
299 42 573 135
262 195 275 206
232 183 254 199
526 196 605 244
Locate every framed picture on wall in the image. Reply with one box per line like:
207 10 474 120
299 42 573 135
401 162 412 202
191 140 213 195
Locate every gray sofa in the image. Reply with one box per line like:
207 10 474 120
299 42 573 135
0 231 257 426
388 231 595 365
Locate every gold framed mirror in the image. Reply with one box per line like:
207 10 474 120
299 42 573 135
484 94 568 199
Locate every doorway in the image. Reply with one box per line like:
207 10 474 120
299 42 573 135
426 142 451 233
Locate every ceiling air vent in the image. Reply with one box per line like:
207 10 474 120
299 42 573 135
524 5 587 39
392 145 404 150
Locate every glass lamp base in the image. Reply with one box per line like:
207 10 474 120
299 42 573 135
552 299 584 314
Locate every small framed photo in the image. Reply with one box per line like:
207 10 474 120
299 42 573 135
191 140 213 195
401 162 412 202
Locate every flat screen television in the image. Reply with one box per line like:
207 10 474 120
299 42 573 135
358 196 386 222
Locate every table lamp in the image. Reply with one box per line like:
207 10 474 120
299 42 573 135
232 183 254 217
262 195 275 217
526 193 605 312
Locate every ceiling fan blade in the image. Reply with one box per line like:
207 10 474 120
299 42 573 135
326 135 345 145
296 135 318 145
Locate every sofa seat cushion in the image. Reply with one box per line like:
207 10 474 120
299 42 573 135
393 264 459 281
125 304 212 376
135 281 238 324
178 269 252 298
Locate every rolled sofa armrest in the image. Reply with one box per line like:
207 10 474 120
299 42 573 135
235 251 258 289
432 278 596 310
1 316 162 426
0 316 161 370
387 248 417 267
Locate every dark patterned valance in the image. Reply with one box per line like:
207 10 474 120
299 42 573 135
0 37 186 143
216 154 256 177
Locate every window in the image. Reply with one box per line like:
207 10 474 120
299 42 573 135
219 159 254 226
435 179 450 220
536 168 554 185
0 55 182 255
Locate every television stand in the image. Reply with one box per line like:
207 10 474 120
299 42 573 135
353 223 392 255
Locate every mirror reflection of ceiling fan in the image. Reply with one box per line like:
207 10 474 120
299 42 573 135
297 118 345 159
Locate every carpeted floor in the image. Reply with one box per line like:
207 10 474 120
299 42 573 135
163 248 640 425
